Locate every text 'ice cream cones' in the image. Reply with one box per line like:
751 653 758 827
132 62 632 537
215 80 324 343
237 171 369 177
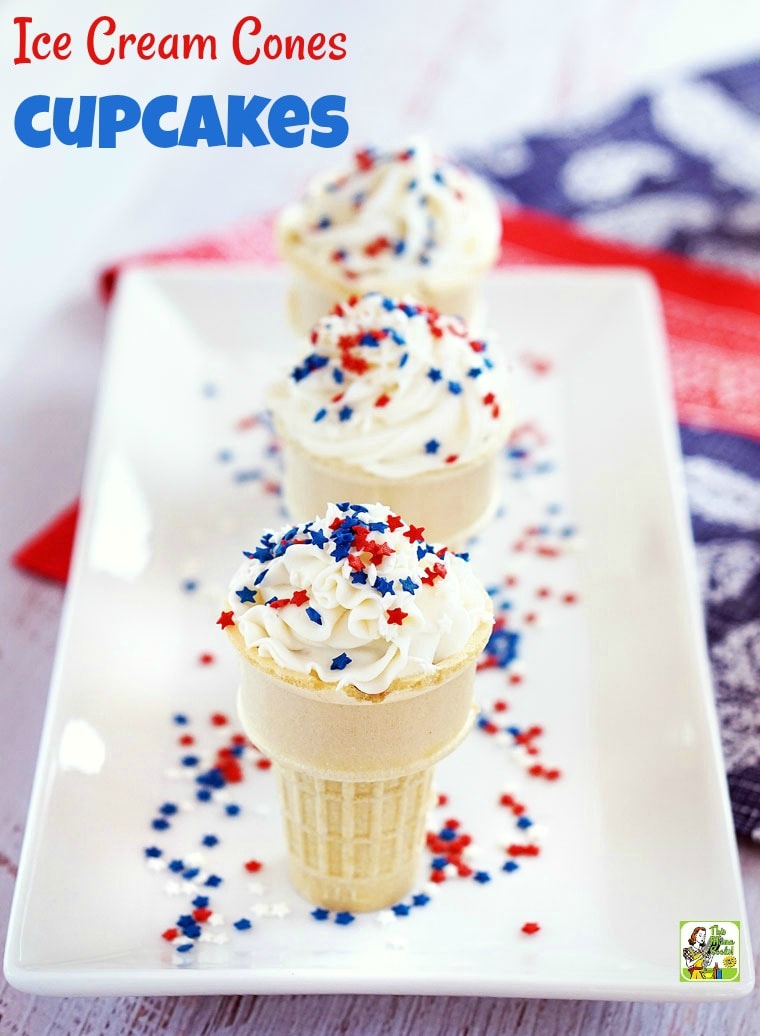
270 293 514 548
221 502 493 911
277 140 502 333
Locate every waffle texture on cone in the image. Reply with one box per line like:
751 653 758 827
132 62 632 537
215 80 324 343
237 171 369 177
270 293 513 481
276 139 501 297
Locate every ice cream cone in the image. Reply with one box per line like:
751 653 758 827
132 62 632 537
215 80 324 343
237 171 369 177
228 618 489 911
276 140 501 337
277 431 501 549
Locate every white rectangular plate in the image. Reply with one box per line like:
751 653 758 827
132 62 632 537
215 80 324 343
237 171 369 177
5 268 753 1000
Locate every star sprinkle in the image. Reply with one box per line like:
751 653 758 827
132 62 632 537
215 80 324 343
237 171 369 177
334 911 355 926
235 586 256 604
373 577 394 597
399 577 418 594
424 439 440 454
311 908 330 921
427 367 442 382
330 653 352 671
386 607 408 626
306 607 322 625
403 524 425 543
216 611 235 630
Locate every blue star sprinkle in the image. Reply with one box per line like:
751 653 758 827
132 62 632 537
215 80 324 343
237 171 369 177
502 860 519 873
400 577 419 594
144 846 162 858
350 571 368 585
173 714 189 725
192 895 209 908
474 871 491 884
306 607 322 625
152 818 170 831
201 834 219 848
225 804 241 817
334 911 355 926
424 438 440 454
235 586 256 604
467 367 482 378
448 381 462 395
168 859 184 873
204 874 222 887
392 903 411 916
373 577 394 596
311 907 330 921
339 406 353 422
159 803 178 816
331 653 352 671
412 893 430 907
310 528 328 548
516 816 533 829
427 367 442 382
233 918 252 931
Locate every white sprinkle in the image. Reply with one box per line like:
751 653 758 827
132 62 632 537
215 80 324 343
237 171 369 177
248 881 266 896
270 902 291 918
208 913 226 927
375 910 395 926
146 858 167 872
185 852 206 867
164 879 183 896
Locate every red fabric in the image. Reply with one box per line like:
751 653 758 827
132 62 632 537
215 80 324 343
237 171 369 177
12 502 79 583
14 206 760 585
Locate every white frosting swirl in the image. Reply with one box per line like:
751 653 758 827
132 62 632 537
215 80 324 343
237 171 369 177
225 502 492 697
270 293 512 478
277 140 501 289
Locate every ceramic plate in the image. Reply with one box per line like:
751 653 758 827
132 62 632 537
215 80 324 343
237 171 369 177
4 268 754 999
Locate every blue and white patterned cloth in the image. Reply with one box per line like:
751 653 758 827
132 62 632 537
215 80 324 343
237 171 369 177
467 58 760 841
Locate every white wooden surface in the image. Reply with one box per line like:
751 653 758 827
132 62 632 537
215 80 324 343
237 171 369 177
1 0 759 1031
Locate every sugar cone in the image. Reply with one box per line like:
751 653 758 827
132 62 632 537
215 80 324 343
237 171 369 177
277 432 501 550
229 617 490 911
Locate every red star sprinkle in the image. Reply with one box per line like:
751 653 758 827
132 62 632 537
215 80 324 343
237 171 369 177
386 514 403 531
445 454 459 464
161 928 179 942
367 540 395 565
374 393 391 407
469 340 485 353
330 516 344 530
216 610 235 629
256 758 272 770
193 907 212 923
244 859 263 873
179 734 195 746
483 392 495 405
521 922 541 935
348 554 365 571
403 524 425 543
211 713 228 726
291 589 309 606
386 607 408 625
199 652 215 665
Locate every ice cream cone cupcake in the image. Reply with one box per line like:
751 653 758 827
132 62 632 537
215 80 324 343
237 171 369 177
220 502 493 911
277 140 501 333
269 293 513 547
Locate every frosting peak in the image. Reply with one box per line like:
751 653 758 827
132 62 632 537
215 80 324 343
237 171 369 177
277 140 501 288
223 502 492 696
270 293 513 478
